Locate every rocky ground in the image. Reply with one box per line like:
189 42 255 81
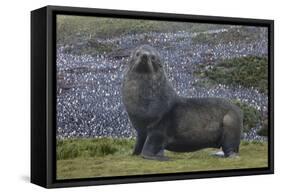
56 26 268 140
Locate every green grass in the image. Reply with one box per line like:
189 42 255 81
195 56 268 93
56 138 268 180
192 27 264 45
57 15 231 45
57 15 231 55
57 138 134 160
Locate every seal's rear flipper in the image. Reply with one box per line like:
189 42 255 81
210 150 225 157
224 151 240 158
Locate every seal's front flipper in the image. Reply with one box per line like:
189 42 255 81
142 149 169 161
132 131 147 155
141 132 168 161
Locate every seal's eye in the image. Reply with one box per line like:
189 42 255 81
135 51 140 57
151 55 156 61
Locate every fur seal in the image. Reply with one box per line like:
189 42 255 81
121 45 243 161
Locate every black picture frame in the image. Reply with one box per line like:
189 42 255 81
31 5 274 188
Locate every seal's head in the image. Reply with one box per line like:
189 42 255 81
128 45 163 75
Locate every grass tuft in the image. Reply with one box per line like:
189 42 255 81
57 138 135 160
57 142 79 160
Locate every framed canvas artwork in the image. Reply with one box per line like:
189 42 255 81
31 5 274 188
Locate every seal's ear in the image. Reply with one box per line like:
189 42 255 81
125 49 138 74
127 49 136 65
151 54 163 72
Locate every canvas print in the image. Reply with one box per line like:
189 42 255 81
56 15 269 180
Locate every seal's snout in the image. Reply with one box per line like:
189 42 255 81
140 53 148 62
134 52 154 73
135 59 153 74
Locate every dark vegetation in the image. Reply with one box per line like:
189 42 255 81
192 27 265 44
231 100 261 133
257 119 268 136
195 56 268 94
